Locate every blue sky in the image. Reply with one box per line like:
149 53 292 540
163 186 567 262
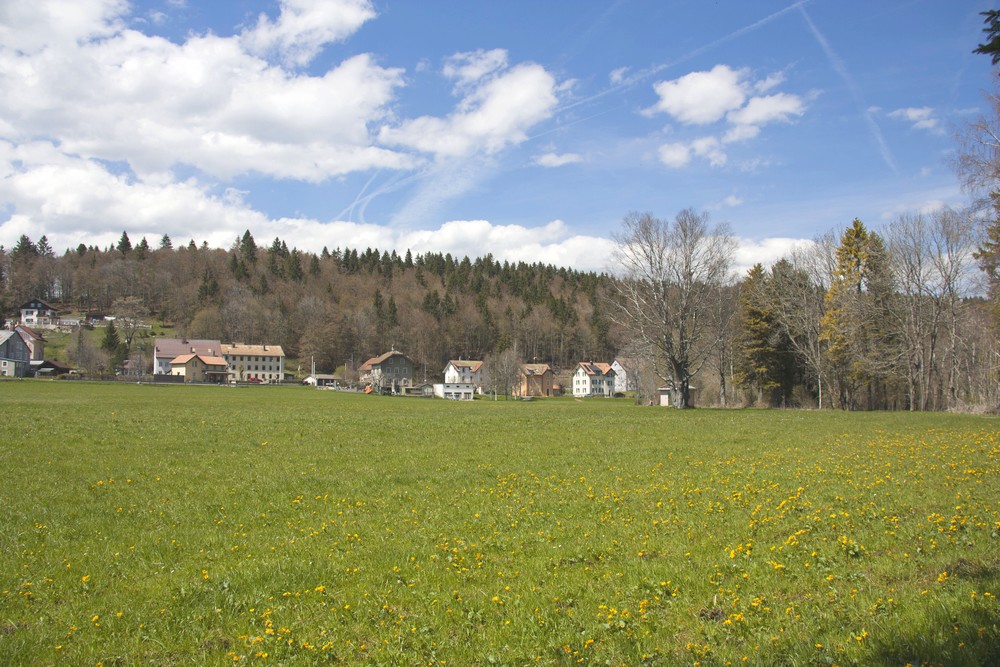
0 0 994 272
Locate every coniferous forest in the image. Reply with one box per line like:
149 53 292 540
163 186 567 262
0 230 618 385
2 210 998 412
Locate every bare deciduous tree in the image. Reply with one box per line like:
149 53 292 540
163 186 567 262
610 209 735 408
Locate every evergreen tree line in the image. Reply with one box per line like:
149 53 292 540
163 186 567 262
0 230 618 379
732 213 997 411
1 207 996 411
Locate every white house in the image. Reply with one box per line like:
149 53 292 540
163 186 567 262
433 382 476 400
221 343 285 383
572 362 616 398
443 360 484 389
19 299 59 328
611 359 637 394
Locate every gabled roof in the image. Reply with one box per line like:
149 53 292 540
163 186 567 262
154 338 222 359
576 362 615 376
519 363 552 376
14 325 44 341
446 359 484 372
170 353 228 367
0 330 24 347
19 299 58 312
359 350 412 371
221 343 285 357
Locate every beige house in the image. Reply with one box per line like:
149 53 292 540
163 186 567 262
169 354 229 383
153 338 222 375
221 343 285 383
517 363 554 397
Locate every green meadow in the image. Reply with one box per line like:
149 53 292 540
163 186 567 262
1 381 998 666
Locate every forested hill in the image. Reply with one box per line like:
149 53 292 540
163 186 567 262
0 231 620 374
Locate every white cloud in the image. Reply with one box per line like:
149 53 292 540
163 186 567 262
651 65 806 169
726 92 804 128
0 11 412 182
0 144 269 250
609 66 629 84
658 142 691 168
691 136 727 167
733 237 815 274
397 219 616 270
753 71 785 94
723 195 743 207
534 152 583 167
647 64 746 124
379 62 559 158
888 106 941 133
240 0 376 68
443 48 508 89
0 0 127 53
0 151 616 269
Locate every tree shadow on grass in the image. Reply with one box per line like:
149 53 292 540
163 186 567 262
868 557 1000 667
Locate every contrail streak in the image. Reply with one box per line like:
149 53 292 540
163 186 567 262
798 5 898 173
559 0 812 114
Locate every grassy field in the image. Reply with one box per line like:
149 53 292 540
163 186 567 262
0 381 997 666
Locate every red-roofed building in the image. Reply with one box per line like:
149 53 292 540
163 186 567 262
153 338 222 375
169 354 229 383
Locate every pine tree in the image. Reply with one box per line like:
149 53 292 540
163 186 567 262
736 264 779 405
135 237 150 260
820 219 900 409
37 235 54 257
240 230 258 264
117 231 132 255
11 234 37 261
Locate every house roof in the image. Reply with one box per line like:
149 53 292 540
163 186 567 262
519 363 552 376
359 350 412 371
577 362 615 376
0 330 23 347
154 338 222 359
446 359 484 372
19 299 58 312
14 325 44 341
221 343 285 357
171 353 228 367
30 359 72 373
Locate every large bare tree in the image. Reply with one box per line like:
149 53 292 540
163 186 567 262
611 209 735 408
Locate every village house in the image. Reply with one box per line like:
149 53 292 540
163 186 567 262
0 330 31 377
14 325 45 361
443 359 484 387
572 362 616 398
359 350 415 394
433 382 476 400
221 343 286 384
611 359 637 394
153 338 223 375
516 363 554 397
19 299 59 328
169 354 229 383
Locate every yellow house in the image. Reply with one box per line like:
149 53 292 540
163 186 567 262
170 354 229 383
